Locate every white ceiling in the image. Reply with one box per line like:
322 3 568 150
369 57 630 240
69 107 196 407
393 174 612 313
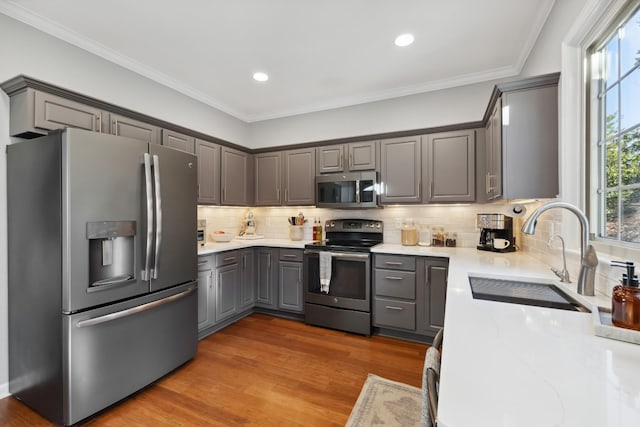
0 0 556 122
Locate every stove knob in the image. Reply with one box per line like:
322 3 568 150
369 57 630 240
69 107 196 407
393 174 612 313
333 297 339 303
329 222 335 228
375 223 381 229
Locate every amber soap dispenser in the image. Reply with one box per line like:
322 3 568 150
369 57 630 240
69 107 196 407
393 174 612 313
611 261 640 331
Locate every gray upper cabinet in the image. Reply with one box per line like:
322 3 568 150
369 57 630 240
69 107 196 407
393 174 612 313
501 84 559 199
196 139 221 205
484 99 502 201
162 129 195 154
110 112 161 145
254 152 282 206
380 136 422 204
423 130 476 203
283 148 315 205
221 146 252 206
317 141 377 173
8 88 107 137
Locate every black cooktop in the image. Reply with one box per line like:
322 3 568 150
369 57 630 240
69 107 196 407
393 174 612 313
305 219 384 252
305 239 381 252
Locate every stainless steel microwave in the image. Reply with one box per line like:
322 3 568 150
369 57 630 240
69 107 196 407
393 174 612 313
315 171 380 209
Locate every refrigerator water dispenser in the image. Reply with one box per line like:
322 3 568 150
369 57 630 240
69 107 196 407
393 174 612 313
87 221 136 290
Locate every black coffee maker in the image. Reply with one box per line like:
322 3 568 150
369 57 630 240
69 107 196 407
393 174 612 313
477 214 516 253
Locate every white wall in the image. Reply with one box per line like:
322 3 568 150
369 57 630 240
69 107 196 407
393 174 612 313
0 13 248 146
246 80 496 149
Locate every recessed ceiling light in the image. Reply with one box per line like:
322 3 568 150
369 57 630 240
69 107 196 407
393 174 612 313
394 33 414 47
253 72 269 82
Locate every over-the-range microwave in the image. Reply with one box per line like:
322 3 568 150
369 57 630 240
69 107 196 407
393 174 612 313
315 171 380 209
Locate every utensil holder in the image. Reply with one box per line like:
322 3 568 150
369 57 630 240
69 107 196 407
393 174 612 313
289 225 303 241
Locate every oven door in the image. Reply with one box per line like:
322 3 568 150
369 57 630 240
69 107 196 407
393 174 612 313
303 249 370 312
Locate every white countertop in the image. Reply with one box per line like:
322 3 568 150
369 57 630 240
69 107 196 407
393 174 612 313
373 245 639 427
198 238 311 255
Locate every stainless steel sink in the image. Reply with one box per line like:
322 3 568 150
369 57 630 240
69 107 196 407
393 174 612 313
468 276 591 313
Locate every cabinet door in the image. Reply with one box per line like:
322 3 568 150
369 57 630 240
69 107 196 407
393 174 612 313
317 144 345 173
197 258 214 331
221 147 251 206
254 152 282 206
283 148 315 205
34 90 105 133
279 261 303 313
502 85 558 199
196 139 221 205
215 263 239 323
485 99 502 200
424 130 475 202
162 129 195 154
347 141 378 171
380 136 421 203
255 248 279 309
239 250 255 310
417 258 448 336
110 113 161 145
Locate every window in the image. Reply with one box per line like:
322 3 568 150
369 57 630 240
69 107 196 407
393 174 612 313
591 3 640 244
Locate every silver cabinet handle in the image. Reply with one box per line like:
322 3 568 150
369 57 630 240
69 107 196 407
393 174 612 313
385 276 403 281
223 257 236 262
95 115 101 133
197 261 209 267
349 152 353 169
142 153 153 281
112 119 119 135
282 254 298 258
77 287 196 328
385 261 403 266
385 306 404 311
152 154 162 279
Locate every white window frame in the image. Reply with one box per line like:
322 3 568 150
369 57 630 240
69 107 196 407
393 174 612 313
587 0 640 248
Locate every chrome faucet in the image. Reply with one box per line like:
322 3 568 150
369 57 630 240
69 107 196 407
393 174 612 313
522 201 598 296
547 234 571 283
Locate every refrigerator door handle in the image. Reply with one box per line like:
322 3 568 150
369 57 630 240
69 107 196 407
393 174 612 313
151 154 162 279
76 286 196 328
142 153 154 281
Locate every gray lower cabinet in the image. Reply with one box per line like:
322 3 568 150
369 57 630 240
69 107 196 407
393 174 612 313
278 249 303 313
221 146 252 206
238 249 255 310
196 138 221 205
373 254 417 331
423 130 476 203
374 254 448 338
197 255 215 330
317 141 378 173
162 129 195 154
110 112 161 145
416 257 449 335
215 260 240 323
255 248 279 309
9 88 107 137
380 136 422 203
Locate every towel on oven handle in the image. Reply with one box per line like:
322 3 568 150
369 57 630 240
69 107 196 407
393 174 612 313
319 251 332 294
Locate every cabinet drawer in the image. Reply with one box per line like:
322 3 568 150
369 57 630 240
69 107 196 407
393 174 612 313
375 269 415 299
197 256 213 271
375 254 415 271
216 251 240 266
280 248 303 262
374 298 416 331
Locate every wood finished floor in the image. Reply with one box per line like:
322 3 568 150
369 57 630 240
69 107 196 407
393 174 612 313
0 313 428 426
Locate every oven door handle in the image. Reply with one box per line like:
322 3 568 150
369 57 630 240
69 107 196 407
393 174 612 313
304 249 370 260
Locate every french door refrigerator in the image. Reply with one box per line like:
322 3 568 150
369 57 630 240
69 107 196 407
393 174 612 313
7 128 198 425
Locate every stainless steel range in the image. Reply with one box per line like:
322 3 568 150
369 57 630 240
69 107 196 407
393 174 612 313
303 219 383 335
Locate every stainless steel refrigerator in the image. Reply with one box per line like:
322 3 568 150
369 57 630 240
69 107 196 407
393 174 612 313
7 128 198 425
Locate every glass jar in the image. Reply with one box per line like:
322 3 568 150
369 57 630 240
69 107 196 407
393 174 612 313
445 232 457 247
431 226 445 247
401 219 418 246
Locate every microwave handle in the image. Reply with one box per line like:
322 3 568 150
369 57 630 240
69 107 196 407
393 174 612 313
355 180 360 203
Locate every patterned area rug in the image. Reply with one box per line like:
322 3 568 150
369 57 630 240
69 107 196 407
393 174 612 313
346 374 421 426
